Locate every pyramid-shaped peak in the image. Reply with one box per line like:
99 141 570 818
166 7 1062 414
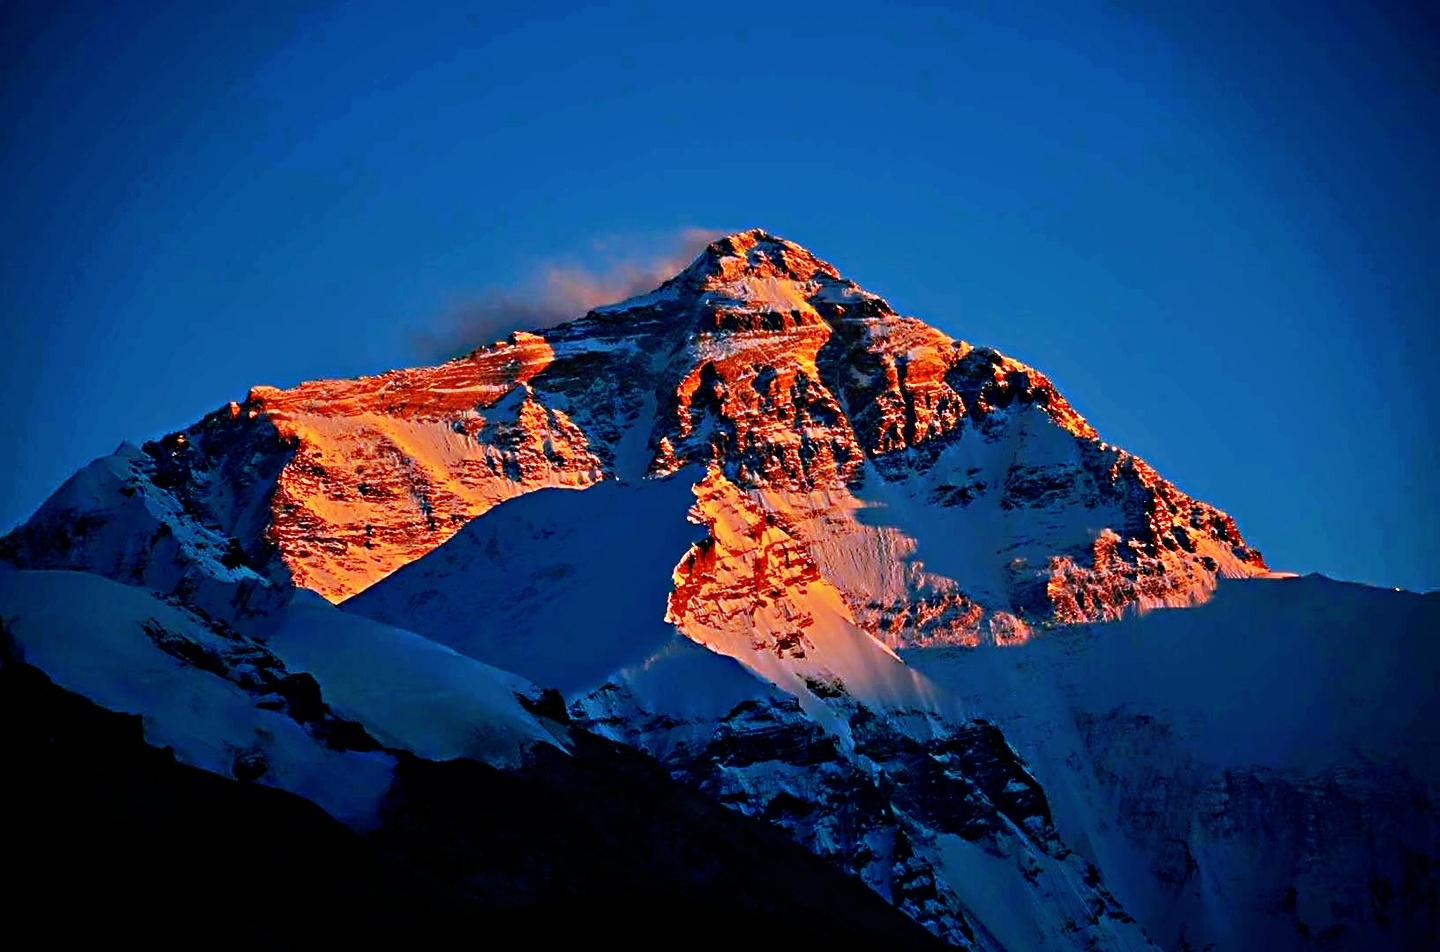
586 228 887 324
686 229 844 285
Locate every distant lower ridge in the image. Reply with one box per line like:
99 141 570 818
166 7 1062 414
1 623 941 948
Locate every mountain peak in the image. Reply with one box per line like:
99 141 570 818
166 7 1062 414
595 228 889 326
4 229 1266 624
686 229 843 285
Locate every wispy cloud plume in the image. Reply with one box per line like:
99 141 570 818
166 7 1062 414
414 226 722 361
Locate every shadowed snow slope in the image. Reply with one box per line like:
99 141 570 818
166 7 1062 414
906 575 1440 951
262 590 565 765
344 476 705 694
0 569 395 827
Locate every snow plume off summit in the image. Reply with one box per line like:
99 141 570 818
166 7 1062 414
412 226 723 361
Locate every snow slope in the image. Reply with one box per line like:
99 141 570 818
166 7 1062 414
0 567 566 825
906 575 1440 950
346 470 943 732
261 591 565 766
0 569 394 827
344 476 706 694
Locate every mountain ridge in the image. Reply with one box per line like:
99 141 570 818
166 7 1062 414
2 228 1267 639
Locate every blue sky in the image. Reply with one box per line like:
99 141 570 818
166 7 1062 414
3 0 1436 591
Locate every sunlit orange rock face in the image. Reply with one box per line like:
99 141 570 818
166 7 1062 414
665 468 937 720
43 228 1264 632
668 471 827 664
241 332 608 598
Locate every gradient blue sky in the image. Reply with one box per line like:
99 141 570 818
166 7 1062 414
3 0 1436 591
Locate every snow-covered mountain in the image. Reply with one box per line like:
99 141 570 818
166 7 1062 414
0 597 943 949
3 229 1434 949
908 574 1440 950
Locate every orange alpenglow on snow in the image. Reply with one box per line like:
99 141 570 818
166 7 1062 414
5 229 1268 640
